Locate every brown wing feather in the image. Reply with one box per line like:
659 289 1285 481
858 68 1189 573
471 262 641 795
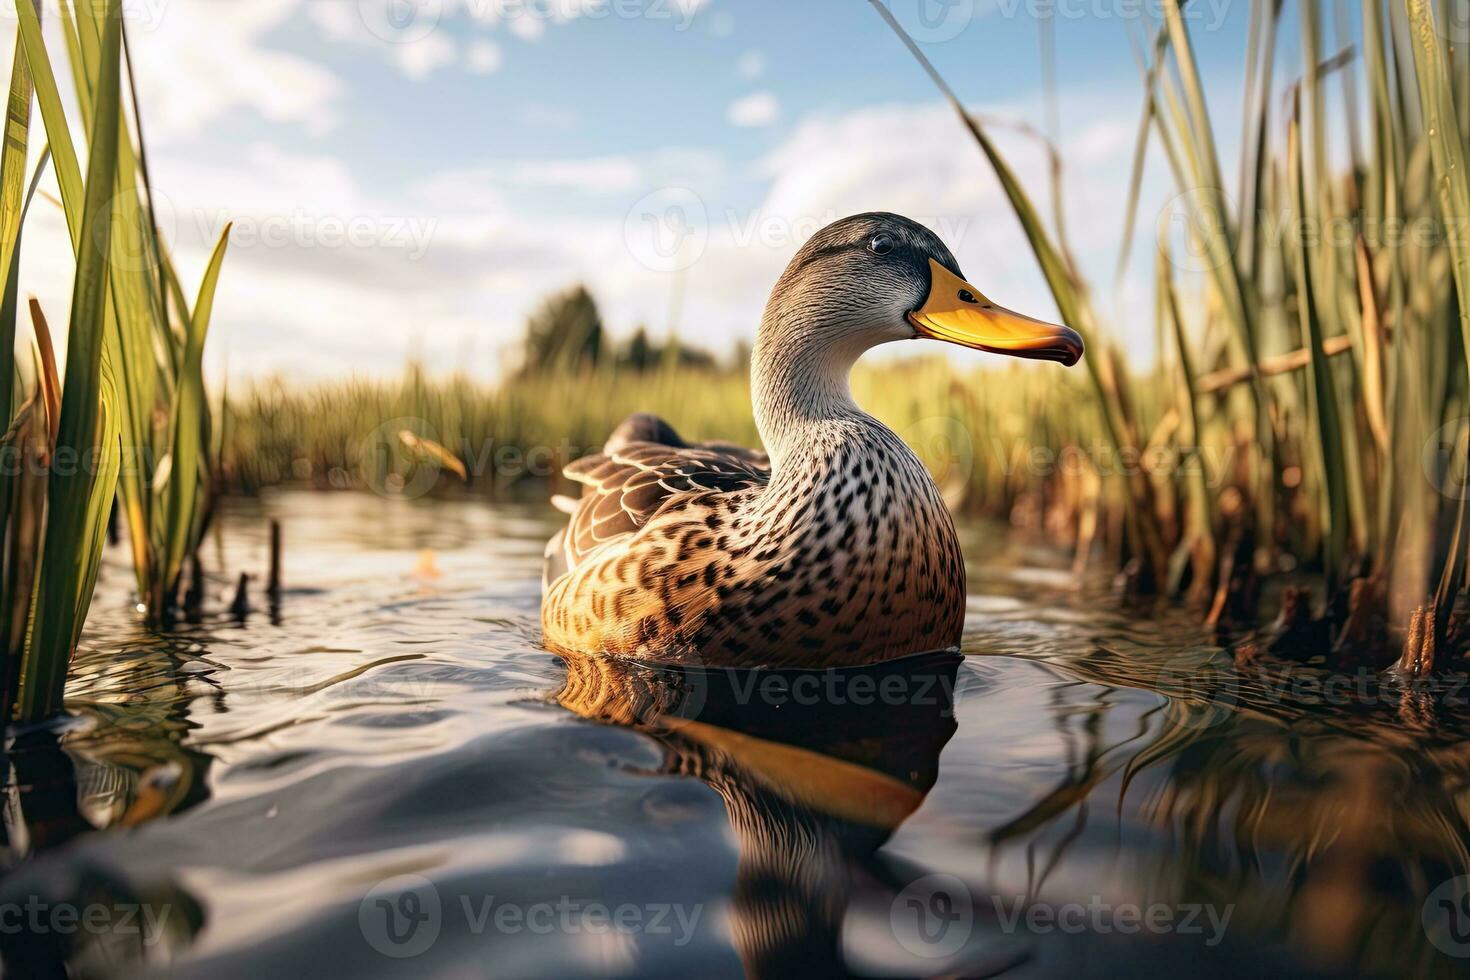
558 441 769 574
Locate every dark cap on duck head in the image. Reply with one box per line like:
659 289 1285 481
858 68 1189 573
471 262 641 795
775 212 1084 368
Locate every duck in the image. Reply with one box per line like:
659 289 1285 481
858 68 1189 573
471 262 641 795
541 213 1082 668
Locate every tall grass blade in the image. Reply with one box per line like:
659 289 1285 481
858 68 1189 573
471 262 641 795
1288 109 1351 594
0 3 38 427
0 17 38 598
21 0 123 722
1404 0 1470 614
161 225 229 600
1159 247 1215 601
15 0 83 248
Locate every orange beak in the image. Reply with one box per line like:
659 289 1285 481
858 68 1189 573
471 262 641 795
907 259 1084 367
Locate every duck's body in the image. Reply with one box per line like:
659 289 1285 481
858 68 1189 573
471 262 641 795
541 410 964 667
541 213 1082 667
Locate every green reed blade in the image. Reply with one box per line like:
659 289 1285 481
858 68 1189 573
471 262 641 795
1115 26 1168 288
14 0 82 250
162 225 229 597
74 0 161 599
121 20 170 362
1288 108 1350 593
0 146 52 571
1160 0 1256 356
0 21 37 572
1403 1 1470 374
1239 1 1281 279
1361 0 1402 381
106 257 162 604
21 0 123 723
1154 1 1282 566
0 6 38 429
72 359 119 651
70 0 102 91
1159 245 1215 599
1404 0 1470 610
58 1 88 123
1302 0 1371 559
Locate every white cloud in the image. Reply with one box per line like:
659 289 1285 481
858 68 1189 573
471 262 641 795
467 40 504 74
126 0 342 141
507 158 642 192
507 14 547 41
425 158 640 196
311 0 710 80
736 49 766 80
758 103 994 220
727 91 780 128
392 33 458 79
304 2 364 41
419 148 724 202
310 1 458 80
452 0 504 25
131 141 472 377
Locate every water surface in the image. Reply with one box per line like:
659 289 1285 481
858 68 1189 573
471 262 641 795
4 491 1468 978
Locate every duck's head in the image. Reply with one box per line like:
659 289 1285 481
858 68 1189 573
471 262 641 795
760 212 1084 368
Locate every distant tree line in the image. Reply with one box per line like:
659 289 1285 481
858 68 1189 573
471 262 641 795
518 284 738 374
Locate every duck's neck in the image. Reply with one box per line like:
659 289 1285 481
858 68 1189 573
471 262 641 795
750 321 871 474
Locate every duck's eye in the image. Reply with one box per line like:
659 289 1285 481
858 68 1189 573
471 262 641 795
868 234 895 255
958 289 978 304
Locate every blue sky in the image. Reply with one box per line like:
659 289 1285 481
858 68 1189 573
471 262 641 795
7 0 1322 378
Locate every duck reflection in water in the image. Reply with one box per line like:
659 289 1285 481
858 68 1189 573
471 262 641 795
555 648 1012 977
